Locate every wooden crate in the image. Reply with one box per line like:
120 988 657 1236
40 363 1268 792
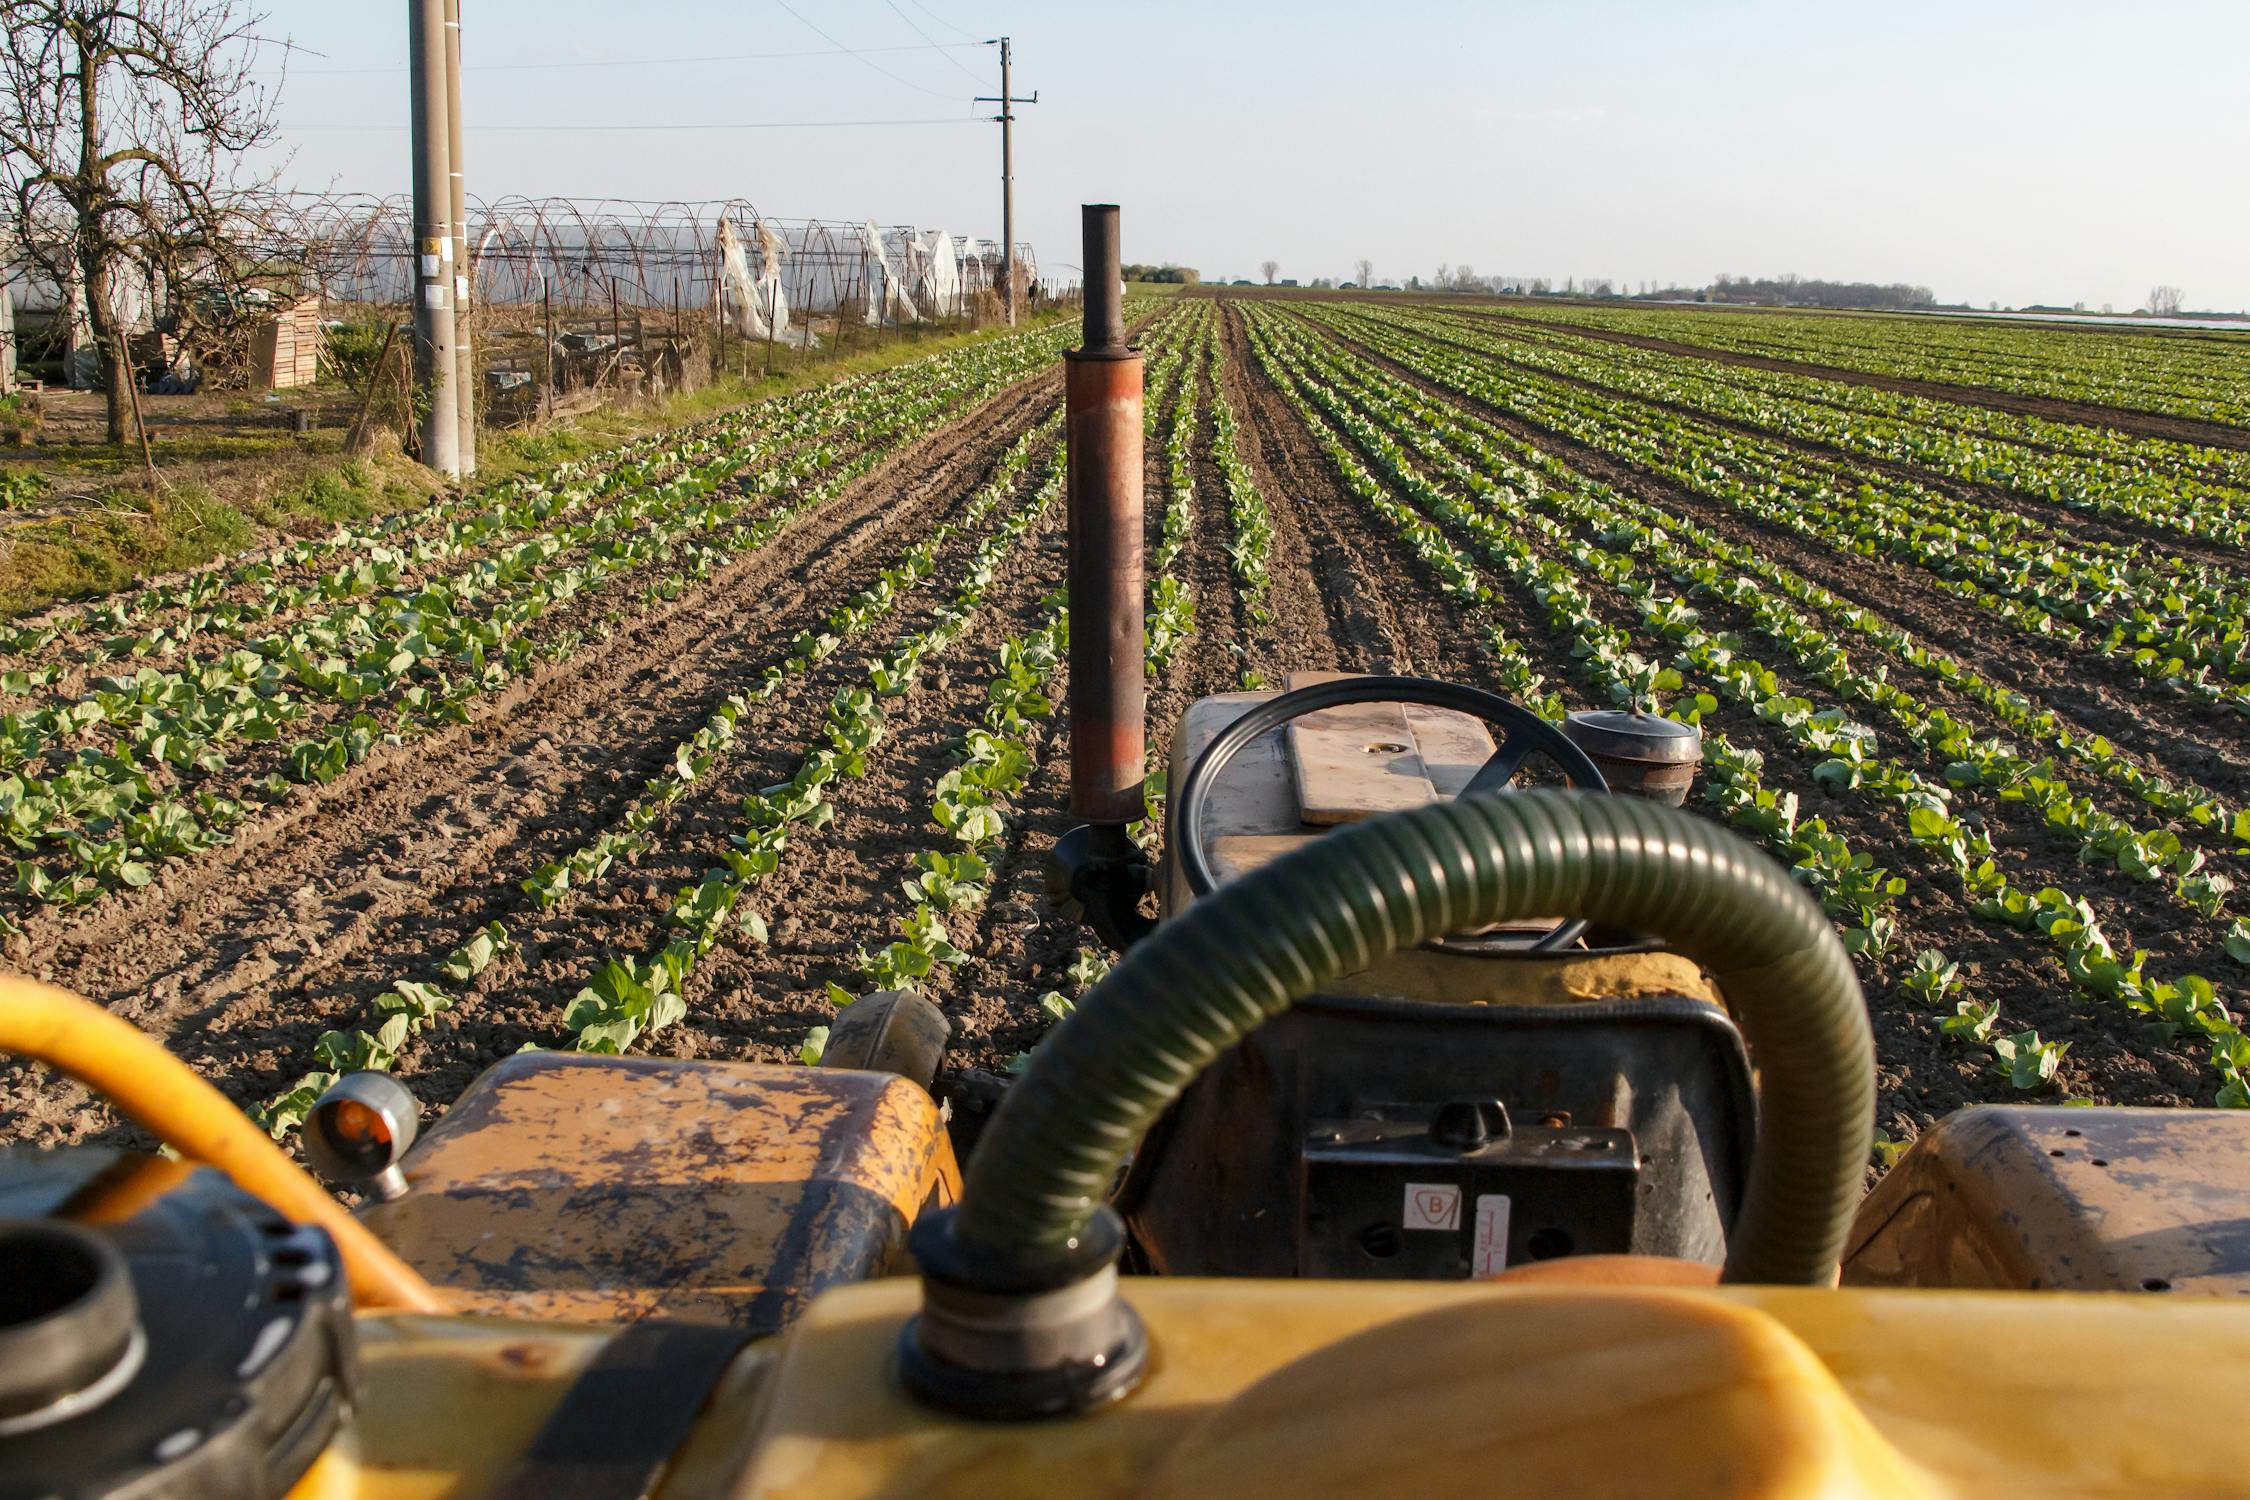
249 297 325 389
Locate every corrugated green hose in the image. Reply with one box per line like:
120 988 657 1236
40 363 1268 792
958 788 1874 1285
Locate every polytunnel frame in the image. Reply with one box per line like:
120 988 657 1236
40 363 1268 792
268 192 1023 325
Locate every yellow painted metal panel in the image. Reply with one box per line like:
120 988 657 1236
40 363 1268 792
286 1278 2250 1498
361 1054 956 1326
729 1279 2250 1500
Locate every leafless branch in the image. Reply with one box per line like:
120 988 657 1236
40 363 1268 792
0 0 289 440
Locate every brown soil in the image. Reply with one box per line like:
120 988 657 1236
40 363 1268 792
1241 304 2232 1128
1427 308 2250 575
0 370 1064 1143
2 295 2240 1181
1296 311 2250 808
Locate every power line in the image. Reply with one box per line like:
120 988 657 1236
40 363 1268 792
885 0 990 84
771 0 961 102
903 0 986 43
280 41 988 77
287 116 984 133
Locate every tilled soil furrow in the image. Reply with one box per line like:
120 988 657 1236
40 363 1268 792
184 409 1063 1132
622 498 1077 1077
1303 314 2250 804
1434 308 2250 572
1209 310 1352 685
0 375 1061 1145
1259 314 2210 1124
1449 305 2250 454
1221 305 1448 676
1235 309 1586 693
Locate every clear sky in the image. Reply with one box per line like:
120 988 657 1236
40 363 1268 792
254 0 2250 312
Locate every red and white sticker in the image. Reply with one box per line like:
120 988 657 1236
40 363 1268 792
1472 1194 1513 1276
1402 1182 1461 1232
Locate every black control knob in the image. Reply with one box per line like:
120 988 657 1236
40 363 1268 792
1430 1100 1512 1150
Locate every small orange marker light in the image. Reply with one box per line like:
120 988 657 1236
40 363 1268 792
329 1098 391 1149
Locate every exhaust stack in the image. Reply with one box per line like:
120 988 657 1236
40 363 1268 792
1065 205 1146 835
1048 204 1154 951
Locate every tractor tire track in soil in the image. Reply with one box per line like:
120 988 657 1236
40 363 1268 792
1219 304 1463 679
1 373 1062 1145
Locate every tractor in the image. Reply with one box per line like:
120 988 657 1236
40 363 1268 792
2 206 2247 1500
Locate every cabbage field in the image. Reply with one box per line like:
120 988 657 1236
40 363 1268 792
2 294 2245 1162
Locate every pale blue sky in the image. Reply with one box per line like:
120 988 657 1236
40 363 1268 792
255 0 2249 310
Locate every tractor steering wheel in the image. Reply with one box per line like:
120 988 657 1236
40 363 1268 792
1174 677 1610 953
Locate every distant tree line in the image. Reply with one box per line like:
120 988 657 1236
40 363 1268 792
1211 261 1962 312
1391 268 1937 310
1122 263 1200 285
1696 274 1935 309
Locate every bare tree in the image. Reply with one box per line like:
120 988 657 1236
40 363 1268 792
1353 256 1373 288
2147 285 2184 316
1260 259 1278 285
0 1 287 442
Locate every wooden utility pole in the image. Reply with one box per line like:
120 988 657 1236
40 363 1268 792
976 37 1037 327
444 0 475 473
408 0 460 477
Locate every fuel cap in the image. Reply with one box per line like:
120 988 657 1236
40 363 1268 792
1563 711 1704 806
0 1220 141 1437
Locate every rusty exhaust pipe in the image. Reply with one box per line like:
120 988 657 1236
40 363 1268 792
1049 204 1153 949
1066 205 1145 834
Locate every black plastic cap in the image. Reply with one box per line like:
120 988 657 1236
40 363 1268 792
895 1301 1148 1423
909 1202 1127 1296
1564 709 1705 766
0 1220 139 1426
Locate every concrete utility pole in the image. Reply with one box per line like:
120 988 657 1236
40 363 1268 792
444 0 474 473
408 0 460 477
975 38 1037 326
